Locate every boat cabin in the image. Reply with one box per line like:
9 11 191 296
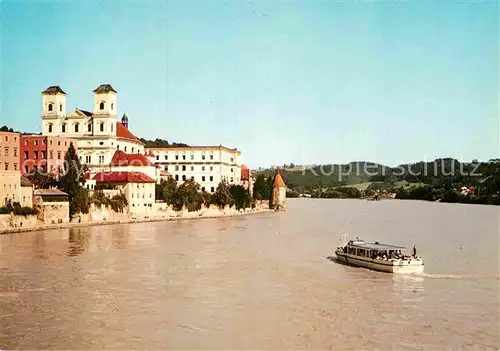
344 240 406 259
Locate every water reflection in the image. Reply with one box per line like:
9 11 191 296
68 228 90 257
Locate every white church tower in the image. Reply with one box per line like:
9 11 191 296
41 86 67 135
92 84 117 137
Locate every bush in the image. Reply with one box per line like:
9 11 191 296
109 194 128 213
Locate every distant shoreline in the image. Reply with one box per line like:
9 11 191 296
0 207 274 235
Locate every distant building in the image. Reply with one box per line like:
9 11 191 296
0 130 21 205
107 150 157 180
240 165 254 196
33 188 70 224
270 170 286 210
20 176 33 207
20 135 77 175
91 171 155 215
146 146 242 193
40 85 144 172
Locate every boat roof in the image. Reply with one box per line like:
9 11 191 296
348 241 406 251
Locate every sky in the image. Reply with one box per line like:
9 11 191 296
1 0 498 168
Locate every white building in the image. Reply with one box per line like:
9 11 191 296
92 171 155 215
41 85 144 172
146 146 242 193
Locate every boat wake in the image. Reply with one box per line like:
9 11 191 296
416 272 499 281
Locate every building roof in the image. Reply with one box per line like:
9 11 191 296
42 86 67 95
93 84 117 94
20 176 33 187
146 145 240 154
34 188 69 196
241 165 250 181
110 150 154 167
116 122 143 144
75 109 93 117
92 171 155 183
272 170 286 188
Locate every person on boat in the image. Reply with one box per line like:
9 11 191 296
412 245 417 258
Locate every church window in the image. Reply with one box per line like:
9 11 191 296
88 124 92 132
99 102 104 110
100 123 104 132
74 123 79 133
124 146 127 152
59 104 63 112
182 175 186 181
61 124 66 133
48 103 53 112
111 123 114 133
111 103 114 110
48 124 53 133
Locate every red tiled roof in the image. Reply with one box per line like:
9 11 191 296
241 165 250 181
92 171 155 183
145 149 154 157
116 121 143 144
110 150 154 167
272 171 286 188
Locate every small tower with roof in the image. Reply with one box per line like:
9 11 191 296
270 169 287 210
41 86 66 135
121 113 129 129
93 84 117 137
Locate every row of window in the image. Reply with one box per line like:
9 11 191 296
2 184 17 190
24 151 61 160
47 122 113 134
3 147 17 157
47 102 114 112
131 193 153 199
156 154 219 161
24 165 63 174
1 163 18 171
3 135 18 142
166 165 235 173
23 139 66 147
172 174 234 183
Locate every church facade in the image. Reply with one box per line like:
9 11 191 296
41 85 144 172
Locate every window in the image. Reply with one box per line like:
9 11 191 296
100 102 104 110
4 163 8 171
132 193 134 199
34 140 38 146
156 156 159 161
60 104 63 112
61 124 66 133
175 175 179 181
74 123 79 133
182 165 186 171
24 140 28 146
230 157 234 162
164 155 168 160
24 151 28 160
210 166 213 171
231 177 234 183
210 187 215 193
124 146 127 152
57 151 61 159
48 124 53 133
58 141 60 146
13 163 17 171
34 151 38 159
88 124 92 132
190 154 194 160
182 175 186 181
111 124 114 133
131 147 134 153
175 165 179 171
111 103 114 110
49 151 53 159
191 176 194 181
65 142 67 146
230 168 233 172
202 166 205 171
182 155 186 160
210 155 214 160
99 142 104 146
85 156 91 163
202 155 206 160
175 155 179 160
13 148 17 157
210 176 213 181
202 176 205 182
48 103 53 112
202 187 205 192
100 123 104 132
41 151 46 159
50 140 52 146
190 166 194 171
99 155 105 163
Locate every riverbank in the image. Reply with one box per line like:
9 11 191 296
0 206 274 235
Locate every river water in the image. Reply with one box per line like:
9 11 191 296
0 199 498 350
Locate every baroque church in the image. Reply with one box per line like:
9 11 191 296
41 84 144 172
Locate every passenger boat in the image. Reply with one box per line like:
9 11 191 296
335 236 424 274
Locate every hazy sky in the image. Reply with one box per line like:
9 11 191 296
1 1 498 168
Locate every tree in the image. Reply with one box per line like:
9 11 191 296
172 180 202 212
230 185 251 210
253 174 271 200
213 181 234 209
156 177 178 204
27 172 57 189
57 142 89 218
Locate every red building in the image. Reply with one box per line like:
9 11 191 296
20 135 78 175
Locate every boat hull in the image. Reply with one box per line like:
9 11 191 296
335 251 424 274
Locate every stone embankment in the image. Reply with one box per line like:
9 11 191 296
0 201 272 235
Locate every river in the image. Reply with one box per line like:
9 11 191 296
0 199 498 350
